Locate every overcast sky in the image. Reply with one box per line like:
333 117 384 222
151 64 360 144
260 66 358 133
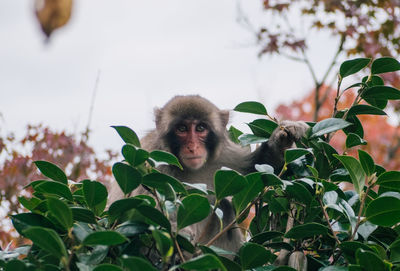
0 0 338 155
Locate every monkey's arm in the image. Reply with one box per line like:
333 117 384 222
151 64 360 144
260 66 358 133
250 121 309 173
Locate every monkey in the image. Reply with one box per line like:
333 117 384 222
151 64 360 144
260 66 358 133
108 95 308 255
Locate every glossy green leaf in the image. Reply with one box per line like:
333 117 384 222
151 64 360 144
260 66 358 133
234 101 268 115
83 231 128 246
346 133 367 148
176 254 227 271
71 207 96 224
311 118 352 138
34 181 73 201
108 198 144 221
23 227 67 259
376 171 400 192
82 180 108 208
284 148 312 164
47 198 73 230
5 259 26 271
93 264 123 271
142 172 186 194
261 173 283 186
285 222 329 239
122 144 149 166
362 75 384 87
339 58 371 78
11 213 55 236
356 249 385 271
239 242 273 269
334 155 366 195
371 57 400 74
286 182 313 206
152 229 173 258
34 161 68 184
366 194 400 227
389 238 400 262
177 194 210 230
232 173 264 214
150 150 183 170
136 205 171 231
340 241 372 264
248 119 278 137
111 125 140 147
238 134 268 145
362 86 400 100
218 256 242 271
358 150 375 176
214 170 246 200
228 125 243 144
122 256 158 271
347 104 387 116
112 162 141 195
249 231 284 244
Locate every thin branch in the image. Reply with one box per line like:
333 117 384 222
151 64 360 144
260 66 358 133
318 198 341 245
83 70 101 142
174 238 186 263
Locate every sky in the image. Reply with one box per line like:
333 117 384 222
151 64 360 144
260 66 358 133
0 0 338 155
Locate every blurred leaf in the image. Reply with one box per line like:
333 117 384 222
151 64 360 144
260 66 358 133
362 86 400 100
112 126 140 147
358 150 375 176
255 164 274 174
238 134 268 145
347 104 386 116
71 207 96 224
356 249 385 271
136 205 172 231
228 125 243 144
366 193 400 227
47 198 73 230
334 155 366 195
34 161 68 184
346 133 367 148
34 181 73 201
234 101 268 115
284 148 312 164
112 162 141 195
93 264 123 271
311 118 352 138
11 213 55 236
286 181 313 206
152 230 173 259
122 256 158 271
239 242 273 269
177 254 227 271
177 194 210 230
214 170 246 200
249 231 284 244
376 171 400 192
82 180 108 209
23 227 67 259
362 75 384 87
371 57 400 74
339 58 371 78
150 150 183 170
389 238 400 262
83 231 128 246
340 241 372 264
285 223 329 239
261 173 283 186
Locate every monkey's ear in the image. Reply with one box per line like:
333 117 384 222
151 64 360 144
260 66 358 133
154 108 163 129
220 110 230 128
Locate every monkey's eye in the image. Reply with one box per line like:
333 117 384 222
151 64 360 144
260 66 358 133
176 124 188 133
196 123 207 132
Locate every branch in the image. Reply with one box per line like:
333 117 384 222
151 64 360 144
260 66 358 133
318 198 341 245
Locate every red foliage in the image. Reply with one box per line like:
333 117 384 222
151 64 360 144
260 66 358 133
275 86 400 170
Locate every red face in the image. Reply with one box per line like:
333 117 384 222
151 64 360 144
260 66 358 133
175 120 209 170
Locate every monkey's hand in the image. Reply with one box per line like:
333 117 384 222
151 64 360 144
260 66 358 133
268 120 309 151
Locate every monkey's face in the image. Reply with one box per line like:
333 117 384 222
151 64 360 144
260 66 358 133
174 120 209 170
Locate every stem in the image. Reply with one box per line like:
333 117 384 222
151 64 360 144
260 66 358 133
318 198 341 245
174 237 186 263
350 184 371 241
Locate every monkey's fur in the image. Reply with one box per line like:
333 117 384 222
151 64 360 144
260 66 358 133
109 95 308 254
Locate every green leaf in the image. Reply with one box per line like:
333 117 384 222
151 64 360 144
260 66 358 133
214 170 246 200
122 256 158 271
34 161 68 184
286 181 313 206
142 172 186 194
371 57 400 74
23 226 67 259
152 229 173 258
311 118 352 138
112 162 142 195
340 241 373 264
377 171 400 193
362 86 400 100
47 198 73 230
34 181 73 201
238 134 268 145
356 249 385 271
261 173 283 186
93 264 123 271
111 125 140 147
177 194 210 230
108 197 144 221
248 119 278 137
249 231 284 244
234 101 268 115
228 125 243 144
339 58 371 78
366 194 400 227
122 144 149 166
284 148 312 164
347 104 387 116
346 133 367 148
18 196 41 211
285 222 329 239
389 238 400 262
232 173 264 214
362 75 384 87
334 155 366 195
71 207 96 224
239 242 273 269
83 231 128 246
11 213 55 235
136 204 172 231
358 150 375 177
82 180 108 209
5 259 26 271
177 254 227 271
150 150 183 170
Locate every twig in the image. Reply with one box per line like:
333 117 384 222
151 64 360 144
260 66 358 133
83 70 101 142
318 198 341 245
174 238 186 263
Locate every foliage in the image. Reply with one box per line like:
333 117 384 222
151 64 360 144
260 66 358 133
2 57 400 270
0 125 115 247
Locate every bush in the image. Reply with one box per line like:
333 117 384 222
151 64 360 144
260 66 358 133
2 57 400 270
